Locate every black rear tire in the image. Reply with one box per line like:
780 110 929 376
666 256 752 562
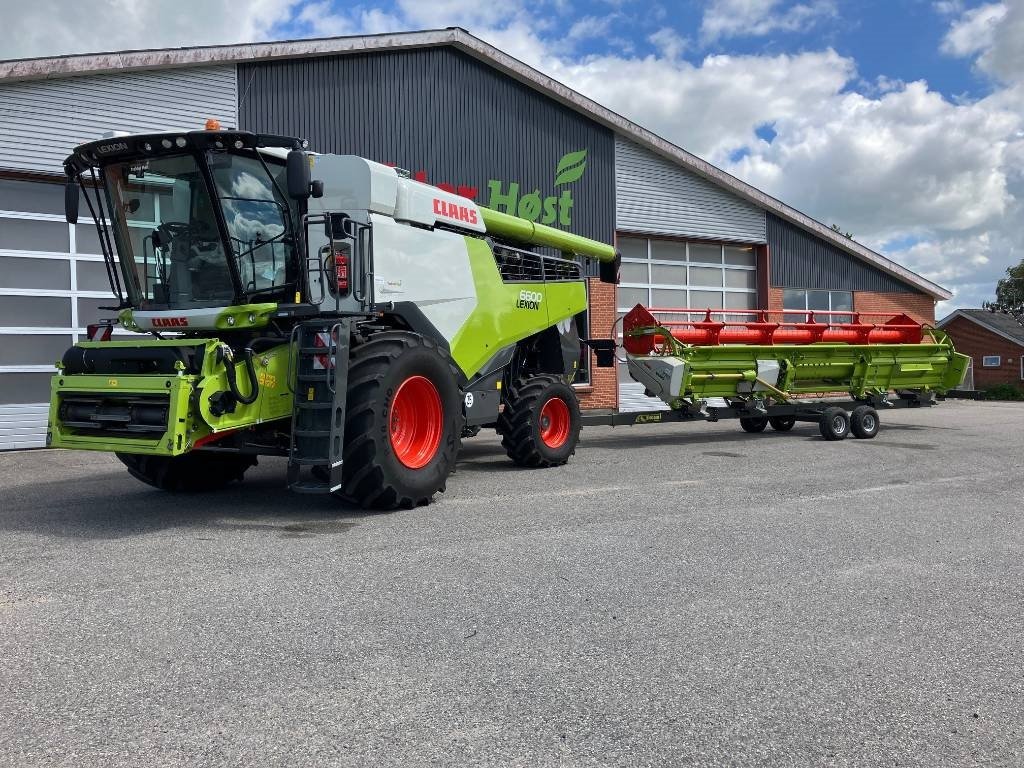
740 416 769 433
819 406 850 441
340 331 462 510
497 375 581 467
768 416 796 432
116 451 256 492
850 405 880 439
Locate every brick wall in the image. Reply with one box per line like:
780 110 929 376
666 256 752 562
941 315 1024 389
575 278 618 410
767 288 935 325
853 291 935 325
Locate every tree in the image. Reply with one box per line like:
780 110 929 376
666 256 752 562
985 260 1024 313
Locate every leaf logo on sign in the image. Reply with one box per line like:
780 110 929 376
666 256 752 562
554 149 588 186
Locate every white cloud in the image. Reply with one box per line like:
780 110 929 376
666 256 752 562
648 27 687 60
700 0 837 42
940 2 1007 58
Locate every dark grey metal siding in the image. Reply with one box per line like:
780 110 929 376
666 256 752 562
616 137 766 242
768 213 914 293
238 47 615 272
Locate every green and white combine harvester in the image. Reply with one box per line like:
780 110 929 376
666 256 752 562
49 127 969 508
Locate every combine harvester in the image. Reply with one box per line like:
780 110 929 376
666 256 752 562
45 124 967 509
584 304 969 440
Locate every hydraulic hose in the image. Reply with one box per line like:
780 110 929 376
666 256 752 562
221 346 260 405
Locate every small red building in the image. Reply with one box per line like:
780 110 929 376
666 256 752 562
938 309 1024 389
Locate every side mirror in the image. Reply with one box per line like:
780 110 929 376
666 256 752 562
64 181 80 224
599 251 621 285
286 150 311 199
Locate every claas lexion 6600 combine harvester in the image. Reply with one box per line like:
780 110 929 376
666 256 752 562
49 126 969 509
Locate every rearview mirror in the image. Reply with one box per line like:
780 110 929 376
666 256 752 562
64 182 80 224
286 150 311 199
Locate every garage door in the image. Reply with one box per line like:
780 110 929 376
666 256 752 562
0 178 119 449
616 234 758 411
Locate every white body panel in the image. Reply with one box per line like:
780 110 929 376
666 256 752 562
369 215 478 343
310 155 485 233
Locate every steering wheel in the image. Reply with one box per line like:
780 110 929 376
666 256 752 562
154 220 218 248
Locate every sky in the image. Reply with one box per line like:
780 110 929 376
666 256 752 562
3 0 1023 316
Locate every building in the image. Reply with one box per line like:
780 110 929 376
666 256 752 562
0 28 951 449
938 310 1024 389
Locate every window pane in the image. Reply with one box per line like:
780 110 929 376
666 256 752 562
0 334 72 366
689 243 722 264
689 290 723 309
650 239 687 262
782 289 806 309
830 291 853 311
807 290 831 315
690 266 724 287
651 287 688 307
76 261 118 293
724 246 756 266
0 179 64 216
75 224 104 255
0 296 71 327
620 262 648 283
0 372 54 404
0 218 69 252
617 236 648 261
724 269 756 289
651 263 687 285
724 292 757 309
0 256 69 290
77 297 119 328
617 286 648 310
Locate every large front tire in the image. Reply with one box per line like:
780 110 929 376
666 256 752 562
341 332 462 510
497 375 581 467
116 451 256 492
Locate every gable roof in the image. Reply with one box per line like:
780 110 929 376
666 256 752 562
0 27 950 299
939 309 1024 347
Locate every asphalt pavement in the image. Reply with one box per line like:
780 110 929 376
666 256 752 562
0 399 1022 767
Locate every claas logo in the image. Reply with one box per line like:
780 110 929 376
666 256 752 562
152 317 189 328
433 198 478 225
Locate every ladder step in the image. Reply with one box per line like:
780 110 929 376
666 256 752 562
295 373 331 383
287 457 336 467
298 346 336 354
293 402 333 410
294 429 330 438
288 481 333 495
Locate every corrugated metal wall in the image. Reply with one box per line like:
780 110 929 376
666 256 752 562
767 213 914 292
0 66 238 175
237 48 615 250
615 137 766 242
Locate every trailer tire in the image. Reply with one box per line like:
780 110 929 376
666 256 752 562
768 416 796 432
739 416 769 433
850 406 880 439
116 451 256 492
819 407 850 441
340 331 462 510
497 375 581 467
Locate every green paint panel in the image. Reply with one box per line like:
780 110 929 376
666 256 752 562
450 237 588 377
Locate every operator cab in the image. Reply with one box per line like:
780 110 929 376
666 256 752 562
63 129 310 315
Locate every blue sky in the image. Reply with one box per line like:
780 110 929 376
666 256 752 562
4 0 1023 314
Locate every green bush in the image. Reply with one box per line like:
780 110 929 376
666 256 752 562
982 383 1024 401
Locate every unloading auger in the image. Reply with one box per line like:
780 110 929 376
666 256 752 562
583 304 970 440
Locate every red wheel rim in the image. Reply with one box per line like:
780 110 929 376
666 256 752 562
389 375 443 469
539 397 571 449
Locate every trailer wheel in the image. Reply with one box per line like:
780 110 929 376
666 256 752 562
768 416 796 432
116 451 256 492
850 406 880 439
340 331 462 510
497 374 581 467
739 416 769 433
818 407 850 441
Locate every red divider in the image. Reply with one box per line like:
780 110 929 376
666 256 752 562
622 305 923 349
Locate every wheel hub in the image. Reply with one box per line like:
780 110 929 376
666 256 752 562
389 375 443 469
539 397 570 449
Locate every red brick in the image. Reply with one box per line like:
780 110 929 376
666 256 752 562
576 278 618 410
